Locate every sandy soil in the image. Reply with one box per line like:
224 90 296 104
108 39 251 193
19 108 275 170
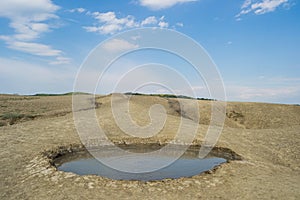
0 94 299 199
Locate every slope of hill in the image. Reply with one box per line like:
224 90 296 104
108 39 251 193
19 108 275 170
0 94 299 199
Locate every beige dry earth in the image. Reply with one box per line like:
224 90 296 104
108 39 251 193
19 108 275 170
0 94 299 199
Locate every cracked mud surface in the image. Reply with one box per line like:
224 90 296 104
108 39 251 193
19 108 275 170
0 94 299 199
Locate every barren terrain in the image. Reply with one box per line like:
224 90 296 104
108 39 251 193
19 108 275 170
0 94 299 199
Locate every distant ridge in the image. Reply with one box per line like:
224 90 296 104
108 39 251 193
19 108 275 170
33 92 90 96
124 92 216 101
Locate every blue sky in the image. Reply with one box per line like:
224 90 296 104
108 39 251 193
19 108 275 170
0 0 299 104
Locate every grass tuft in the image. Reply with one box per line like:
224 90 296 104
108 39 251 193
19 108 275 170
1 113 36 125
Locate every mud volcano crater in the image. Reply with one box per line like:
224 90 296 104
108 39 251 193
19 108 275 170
48 144 242 181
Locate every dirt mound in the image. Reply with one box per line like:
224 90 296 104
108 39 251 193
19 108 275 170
162 97 300 129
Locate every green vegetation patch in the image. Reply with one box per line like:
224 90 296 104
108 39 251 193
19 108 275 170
1 113 37 125
124 92 215 101
33 92 90 96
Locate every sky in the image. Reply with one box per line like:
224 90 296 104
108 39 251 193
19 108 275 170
0 0 299 104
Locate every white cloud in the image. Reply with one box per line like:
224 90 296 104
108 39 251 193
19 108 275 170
10 22 51 41
84 11 138 34
176 22 184 27
102 39 139 53
68 8 86 13
237 0 289 18
242 0 252 9
49 56 72 65
156 16 169 28
0 0 59 17
139 0 197 10
83 26 100 33
84 12 171 35
7 41 62 56
141 16 158 26
158 21 169 28
253 0 288 14
0 0 70 65
84 24 122 35
0 0 59 41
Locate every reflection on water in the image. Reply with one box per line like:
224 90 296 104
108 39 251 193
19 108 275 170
56 145 227 181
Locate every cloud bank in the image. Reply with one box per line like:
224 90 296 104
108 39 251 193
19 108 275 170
0 0 70 65
237 0 289 18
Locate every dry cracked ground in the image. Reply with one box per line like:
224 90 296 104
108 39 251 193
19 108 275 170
0 94 299 199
